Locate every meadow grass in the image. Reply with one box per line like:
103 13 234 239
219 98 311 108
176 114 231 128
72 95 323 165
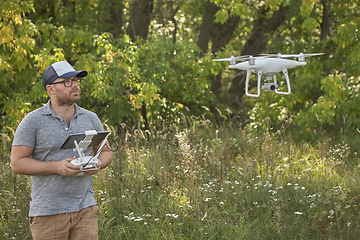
1 123 360 239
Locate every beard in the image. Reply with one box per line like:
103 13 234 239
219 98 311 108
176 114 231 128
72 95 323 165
56 88 81 106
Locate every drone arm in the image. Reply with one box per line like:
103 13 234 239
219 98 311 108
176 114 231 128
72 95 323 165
275 69 291 95
245 70 261 97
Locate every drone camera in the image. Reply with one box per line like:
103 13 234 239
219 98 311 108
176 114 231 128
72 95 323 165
262 82 278 91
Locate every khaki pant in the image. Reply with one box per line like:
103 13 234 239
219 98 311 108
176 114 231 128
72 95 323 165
29 205 100 240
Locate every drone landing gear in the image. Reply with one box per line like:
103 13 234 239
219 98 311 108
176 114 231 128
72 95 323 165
245 69 291 97
275 69 291 95
245 70 262 97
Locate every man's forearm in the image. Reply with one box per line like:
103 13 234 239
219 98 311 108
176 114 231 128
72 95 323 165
98 150 113 170
11 157 59 176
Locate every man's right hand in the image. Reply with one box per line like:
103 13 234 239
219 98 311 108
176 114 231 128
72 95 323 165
56 158 81 177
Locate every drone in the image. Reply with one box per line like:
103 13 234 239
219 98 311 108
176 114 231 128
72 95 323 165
213 52 324 97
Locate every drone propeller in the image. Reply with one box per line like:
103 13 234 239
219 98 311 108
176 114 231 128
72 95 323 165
213 55 250 65
260 52 324 62
260 52 324 57
279 53 324 58
213 56 251 61
213 54 273 65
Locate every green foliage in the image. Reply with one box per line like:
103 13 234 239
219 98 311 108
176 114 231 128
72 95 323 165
214 9 229 24
0 0 221 131
134 35 217 125
0 0 38 128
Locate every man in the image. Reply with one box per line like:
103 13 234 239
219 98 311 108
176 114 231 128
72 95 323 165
11 61 113 240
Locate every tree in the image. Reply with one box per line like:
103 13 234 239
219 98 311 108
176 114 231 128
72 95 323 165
2 0 360 136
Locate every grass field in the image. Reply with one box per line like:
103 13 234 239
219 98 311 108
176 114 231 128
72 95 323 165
1 124 360 239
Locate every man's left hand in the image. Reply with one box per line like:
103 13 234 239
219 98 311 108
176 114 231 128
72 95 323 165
84 159 102 175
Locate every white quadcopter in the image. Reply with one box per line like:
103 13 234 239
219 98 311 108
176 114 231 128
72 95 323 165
213 52 324 97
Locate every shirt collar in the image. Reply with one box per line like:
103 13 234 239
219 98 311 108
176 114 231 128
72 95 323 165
42 100 83 117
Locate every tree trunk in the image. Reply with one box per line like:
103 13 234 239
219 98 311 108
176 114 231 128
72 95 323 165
127 0 154 42
106 0 124 38
198 1 240 55
197 1 218 54
197 0 240 96
320 0 332 41
126 0 154 129
312 0 332 103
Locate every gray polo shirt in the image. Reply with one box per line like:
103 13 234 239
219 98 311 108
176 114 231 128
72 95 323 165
12 100 104 217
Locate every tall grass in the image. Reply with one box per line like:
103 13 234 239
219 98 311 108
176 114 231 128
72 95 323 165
1 123 360 239
0 127 31 239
